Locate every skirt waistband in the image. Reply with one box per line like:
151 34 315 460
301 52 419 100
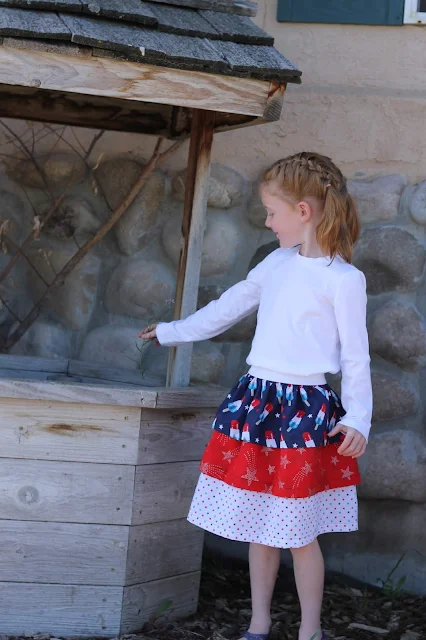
248 366 327 386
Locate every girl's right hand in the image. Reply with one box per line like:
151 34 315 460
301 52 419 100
138 323 158 341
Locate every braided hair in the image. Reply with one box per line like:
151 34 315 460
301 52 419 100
262 152 360 263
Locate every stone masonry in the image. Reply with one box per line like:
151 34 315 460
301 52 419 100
1 150 426 593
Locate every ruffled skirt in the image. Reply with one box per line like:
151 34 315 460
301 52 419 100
187 374 360 547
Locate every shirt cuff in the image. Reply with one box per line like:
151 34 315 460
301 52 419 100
337 416 371 442
156 322 184 347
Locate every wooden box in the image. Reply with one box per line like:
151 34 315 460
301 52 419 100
0 379 223 637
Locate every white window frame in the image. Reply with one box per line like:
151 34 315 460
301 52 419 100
404 0 426 23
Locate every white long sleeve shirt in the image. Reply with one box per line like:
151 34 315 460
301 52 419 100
157 247 372 440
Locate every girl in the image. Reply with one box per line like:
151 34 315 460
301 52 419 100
139 152 372 640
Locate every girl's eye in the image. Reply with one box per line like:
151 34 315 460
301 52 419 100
267 211 274 217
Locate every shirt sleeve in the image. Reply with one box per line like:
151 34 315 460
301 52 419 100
156 251 276 347
334 269 372 441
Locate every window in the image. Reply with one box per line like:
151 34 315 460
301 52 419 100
404 0 426 23
277 1 411 26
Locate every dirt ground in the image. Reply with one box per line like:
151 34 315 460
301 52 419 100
140 553 425 640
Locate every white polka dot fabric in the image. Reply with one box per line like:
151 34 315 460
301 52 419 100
188 473 358 548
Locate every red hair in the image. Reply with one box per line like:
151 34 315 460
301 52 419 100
262 152 360 263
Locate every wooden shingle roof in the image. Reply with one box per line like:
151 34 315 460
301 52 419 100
0 0 301 82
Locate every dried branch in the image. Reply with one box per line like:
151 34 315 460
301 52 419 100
0 121 50 194
43 124 113 212
3 136 185 353
0 293 21 323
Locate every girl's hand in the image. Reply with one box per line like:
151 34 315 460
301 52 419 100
328 423 367 458
138 323 158 341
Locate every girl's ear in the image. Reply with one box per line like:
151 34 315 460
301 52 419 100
297 200 314 223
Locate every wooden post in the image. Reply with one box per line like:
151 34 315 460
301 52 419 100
167 109 214 387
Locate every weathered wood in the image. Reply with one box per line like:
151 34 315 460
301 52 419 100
263 81 286 121
121 571 201 634
0 368 51 380
0 378 158 407
0 378 223 407
0 458 134 524
138 408 213 464
0 354 69 373
0 398 141 464
126 519 203 585
68 359 164 387
143 0 257 17
167 109 214 387
133 461 199 524
0 44 270 115
0 84 173 136
154 386 226 409
0 520 128 585
0 581 122 637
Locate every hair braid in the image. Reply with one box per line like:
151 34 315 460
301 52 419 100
262 152 359 263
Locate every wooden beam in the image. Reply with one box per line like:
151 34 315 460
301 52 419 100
167 109 214 388
0 85 172 135
0 44 271 116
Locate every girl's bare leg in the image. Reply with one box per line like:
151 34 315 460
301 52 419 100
243 542 280 637
290 538 324 640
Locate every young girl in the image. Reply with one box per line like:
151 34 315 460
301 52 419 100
139 152 372 640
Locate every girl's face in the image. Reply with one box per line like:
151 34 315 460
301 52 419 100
260 185 306 248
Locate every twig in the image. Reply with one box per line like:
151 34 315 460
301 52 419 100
0 121 50 194
43 124 114 212
5 237 49 286
0 130 105 289
0 293 21 323
3 137 185 353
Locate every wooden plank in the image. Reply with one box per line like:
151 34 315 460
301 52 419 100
0 378 158 407
0 369 51 381
121 571 201 634
167 109 214 387
126 519 203 585
0 398 141 464
143 0 257 16
0 82 173 136
0 458 135 524
132 461 200 524
154 386 226 408
138 408 213 464
69 359 164 387
80 0 157 25
0 581 122 637
0 520 128 585
0 44 270 116
199 10 273 45
0 7 72 40
0 354 69 373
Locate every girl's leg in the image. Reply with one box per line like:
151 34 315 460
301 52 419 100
244 542 280 636
290 538 325 640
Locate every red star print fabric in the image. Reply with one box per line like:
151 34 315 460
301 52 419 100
201 374 361 499
200 431 360 499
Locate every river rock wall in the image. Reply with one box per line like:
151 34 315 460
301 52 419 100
1 148 425 592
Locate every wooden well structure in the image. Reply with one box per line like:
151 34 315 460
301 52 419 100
0 1 300 636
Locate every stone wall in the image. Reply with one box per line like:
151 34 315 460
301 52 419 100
1 145 426 593
0 150 273 388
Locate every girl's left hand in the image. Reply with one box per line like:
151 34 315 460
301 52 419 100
328 423 367 458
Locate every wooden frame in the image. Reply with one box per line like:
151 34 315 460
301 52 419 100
0 44 277 118
0 39 287 387
167 110 215 387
